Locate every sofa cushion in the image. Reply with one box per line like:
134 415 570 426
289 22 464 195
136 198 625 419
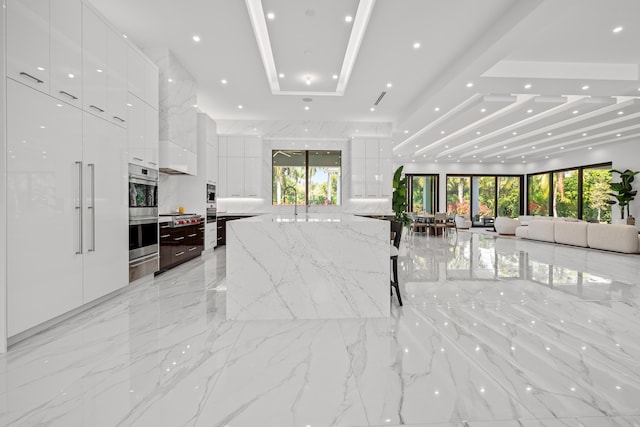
554 221 588 247
527 220 555 242
515 226 528 238
587 224 640 254
494 217 521 235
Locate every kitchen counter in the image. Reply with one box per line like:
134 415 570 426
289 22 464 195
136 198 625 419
226 214 390 320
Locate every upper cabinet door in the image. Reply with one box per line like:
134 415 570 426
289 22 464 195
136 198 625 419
50 0 82 107
351 138 366 159
144 59 159 109
6 0 50 92
244 137 262 157
82 5 108 117
107 28 128 127
127 46 146 100
144 104 159 169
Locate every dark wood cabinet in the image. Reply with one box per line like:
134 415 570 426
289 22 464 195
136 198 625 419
157 222 204 273
216 215 253 247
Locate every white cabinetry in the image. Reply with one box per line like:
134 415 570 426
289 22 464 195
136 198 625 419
82 5 108 118
82 113 128 302
107 28 128 127
128 93 159 169
144 104 159 168
6 0 50 92
218 136 263 198
351 138 392 199
50 0 82 107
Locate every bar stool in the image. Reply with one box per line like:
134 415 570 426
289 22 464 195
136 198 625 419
390 220 403 306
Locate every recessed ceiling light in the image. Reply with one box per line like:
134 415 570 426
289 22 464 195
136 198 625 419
524 83 532 89
545 155 549 159
474 145 478 148
527 109 533 113
403 130 409 134
503 145 507 149
123 34 128 39
440 130 446 134
466 82 474 88
423 154 426 157
497 155 501 158
415 144 419 148
612 26 623 33
305 77 311 85
522 160 526 164
444 145 449 148
617 133 622 137
448 155 452 158
412 42 421 49
267 12 275 20
434 107 440 112
476 132 481 135
472 155 476 158
618 111 624 115
512 132 517 135
582 133 588 136
588 147 593 150
572 110 579 114
521 155 525 159
435 159 438 163
480 108 486 113
96 69 103 73
582 85 589 90
560 146 565 149
370 107 375 112
386 82 392 88
332 74 338 80
547 132 552 136
532 146 536 149
37 67 44 71
192 35 201 42
278 73 285 78
68 73 75 79
345 15 353 23
238 104 243 109
304 128 308 132
501 160 505 163
304 106 309 111
221 79 228 84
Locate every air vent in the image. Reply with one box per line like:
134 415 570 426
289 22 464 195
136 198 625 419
374 91 387 106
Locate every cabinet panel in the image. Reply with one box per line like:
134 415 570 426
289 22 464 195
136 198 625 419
379 139 392 159
365 139 380 159
218 157 228 197
82 114 128 302
218 135 227 157
6 79 83 336
127 46 146 101
351 159 365 198
365 158 380 198
226 157 245 197
351 138 366 159
144 59 159 109
206 222 217 250
207 142 218 184
144 105 159 168
226 136 244 157
82 5 108 117
244 137 262 157
6 0 50 92
127 94 145 166
50 0 82 107
244 157 262 197
107 29 128 127
379 158 393 198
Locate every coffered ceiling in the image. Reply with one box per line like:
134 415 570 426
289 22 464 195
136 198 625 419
88 0 640 164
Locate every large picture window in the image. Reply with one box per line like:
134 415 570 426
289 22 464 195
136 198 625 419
408 174 438 215
448 174 523 219
272 150 341 206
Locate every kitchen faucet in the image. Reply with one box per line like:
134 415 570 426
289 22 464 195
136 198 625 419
283 186 298 216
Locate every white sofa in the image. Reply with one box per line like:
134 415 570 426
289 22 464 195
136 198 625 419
515 220 640 254
494 217 521 235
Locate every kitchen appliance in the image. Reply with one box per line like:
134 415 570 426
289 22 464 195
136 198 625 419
159 213 203 227
206 183 216 204
129 164 159 281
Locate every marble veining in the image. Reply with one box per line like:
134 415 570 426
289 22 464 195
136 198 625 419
1 231 640 426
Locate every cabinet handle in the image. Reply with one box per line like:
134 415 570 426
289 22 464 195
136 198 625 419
187 233 197 237
88 163 96 252
174 236 184 241
75 161 83 254
113 116 126 123
20 72 43 84
160 234 170 238
231 194 240 197
133 157 144 162
59 90 78 100
188 247 197 252
148 161 158 166
175 251 184 257
90 105 105 113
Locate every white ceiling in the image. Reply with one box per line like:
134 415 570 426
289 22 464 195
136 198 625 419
88 0 640 164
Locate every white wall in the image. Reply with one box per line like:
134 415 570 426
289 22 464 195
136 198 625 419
217 138 393 215
1 0 7 352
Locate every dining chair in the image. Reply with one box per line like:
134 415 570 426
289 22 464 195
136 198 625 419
390 220 403 306
432 212 448 237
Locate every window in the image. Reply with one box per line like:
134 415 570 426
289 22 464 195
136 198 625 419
526 163 611 221
449 174 523 219
272 150 341 206
408 174 438 214
497 176 521 218
446 176 470 215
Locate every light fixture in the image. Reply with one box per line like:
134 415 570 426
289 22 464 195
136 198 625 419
304 106 310 111
68 73 75 79
572 110 579 114
238 104 243 109
524 83 532 89
412 42 421 49
617 133 622 137
527 109 533 113
532 146 536 149
440 130 445 134
386 82 393 88
415 144 419 148
370 107 375 112
305 76 311 85
466 82 474 88
221 79 228 84
547 132 552 136
588 147 593 150
560 146 565 149
332 74 338 80
278 73 284 78
545 155 549 159
96 69 103 73
512 132 517 135
503 145 507 148
612 26 623 33
345 15 353 23
618 111 624 115
582 85 590 90
474 145 478 148
444 145 449 148
582 133 588 136
403 130 409 134
480 108 486 113
192 35 201 42
123 34 128 39
434 107 440 112
266 12 275 20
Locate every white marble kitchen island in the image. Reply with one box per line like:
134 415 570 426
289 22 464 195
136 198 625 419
226 214 390 320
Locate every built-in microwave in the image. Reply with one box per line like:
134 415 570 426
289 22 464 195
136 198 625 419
207 183 216 205
129 164 159 218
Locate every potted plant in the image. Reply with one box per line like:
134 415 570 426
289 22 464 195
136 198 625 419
392 166 410 227
606 169 639 225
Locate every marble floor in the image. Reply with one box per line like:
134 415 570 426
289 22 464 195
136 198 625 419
2 231 640 426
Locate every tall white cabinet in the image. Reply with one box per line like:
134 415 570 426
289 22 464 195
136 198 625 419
351 138 393 199
218 136 263 198
3 0 157 340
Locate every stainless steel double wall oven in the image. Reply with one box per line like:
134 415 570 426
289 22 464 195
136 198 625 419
129 164 159 281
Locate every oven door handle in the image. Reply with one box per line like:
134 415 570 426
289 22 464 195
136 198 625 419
129 176 158 186
129 252 158 267
129 216 158 225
